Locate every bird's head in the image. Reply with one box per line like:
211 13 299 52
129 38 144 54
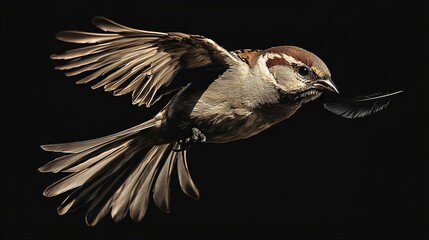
260 46 339 103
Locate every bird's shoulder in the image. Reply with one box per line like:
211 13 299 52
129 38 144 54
233 49 262 67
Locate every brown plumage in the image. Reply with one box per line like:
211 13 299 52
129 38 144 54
41 16 339 226
233 49 261 66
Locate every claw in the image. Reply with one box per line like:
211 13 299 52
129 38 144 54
173 128 206 152
191 128 206 142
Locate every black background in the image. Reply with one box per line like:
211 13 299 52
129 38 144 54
1 1 427 239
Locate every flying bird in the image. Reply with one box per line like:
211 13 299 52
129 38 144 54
40 16 401 226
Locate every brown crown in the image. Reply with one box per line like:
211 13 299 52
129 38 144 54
263 46 331 79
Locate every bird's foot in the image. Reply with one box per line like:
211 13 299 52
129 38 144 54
175 128 207 151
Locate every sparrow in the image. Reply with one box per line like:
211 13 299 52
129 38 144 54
40 16 401 226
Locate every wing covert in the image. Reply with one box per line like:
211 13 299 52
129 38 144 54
52 16 242 107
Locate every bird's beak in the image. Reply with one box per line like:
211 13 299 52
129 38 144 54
314 78 339 94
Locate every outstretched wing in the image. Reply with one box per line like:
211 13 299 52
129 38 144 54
52 16 243 107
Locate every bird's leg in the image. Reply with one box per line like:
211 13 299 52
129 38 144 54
175 127 207 151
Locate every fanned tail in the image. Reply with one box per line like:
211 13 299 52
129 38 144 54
40 120 200 226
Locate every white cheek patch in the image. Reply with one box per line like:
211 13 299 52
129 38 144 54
270 65 307 91
255 53 300 85
255 54 278 85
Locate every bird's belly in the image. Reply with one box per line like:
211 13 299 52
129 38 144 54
190 104 301 143
192 110 276 143
203 123 270 143
165 78 301 143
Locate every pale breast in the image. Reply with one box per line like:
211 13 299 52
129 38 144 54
186 64 302 143
190 95 302 143
165 60 302 143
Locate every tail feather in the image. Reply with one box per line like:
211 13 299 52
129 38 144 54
40 123 201 225
43 139 135 197
56 142 141 216
110 151 153 222
41 120 156 153
109 144 171 222
85 157 140 226
153 147 178 213
177 150 200 200
129 144 170 222
65 144 124 173
39 136 132 173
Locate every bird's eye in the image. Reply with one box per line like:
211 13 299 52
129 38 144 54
298 66 310 77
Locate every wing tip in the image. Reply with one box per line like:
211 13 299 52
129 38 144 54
41 143 74 153
38 165 50 173
50 53 61 59
40 144 52 151
38 162 61 173
91 16 110 31
91 16 107 22
54 31 74 42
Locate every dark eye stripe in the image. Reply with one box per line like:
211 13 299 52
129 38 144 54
266 57 288 68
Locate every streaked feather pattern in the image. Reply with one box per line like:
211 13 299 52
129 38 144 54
52 16 240 107
41 119 200 225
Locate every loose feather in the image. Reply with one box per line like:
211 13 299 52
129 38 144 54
323 90 403 119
